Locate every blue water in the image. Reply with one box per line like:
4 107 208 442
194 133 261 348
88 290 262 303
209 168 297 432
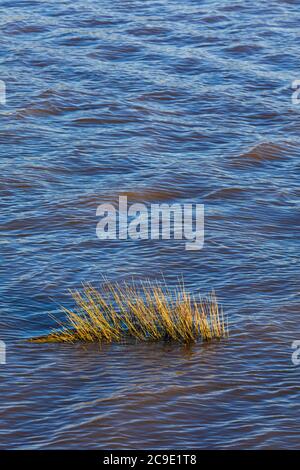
0 0 300 449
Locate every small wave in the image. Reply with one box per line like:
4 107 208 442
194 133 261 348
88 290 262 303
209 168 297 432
72 187 184 209
72 116 137 126
202 15 228 24
205 187 246 200
17 105 65 118
137 90 187 102
230 142 296 168
119 188 183 203
0 177 40 192
224 44 263 55
3 21 48 35
128 27 170 37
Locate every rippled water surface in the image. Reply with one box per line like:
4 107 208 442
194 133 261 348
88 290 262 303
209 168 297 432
1 0 300 449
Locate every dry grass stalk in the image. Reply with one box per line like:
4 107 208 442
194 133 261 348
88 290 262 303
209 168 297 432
29 281 228 344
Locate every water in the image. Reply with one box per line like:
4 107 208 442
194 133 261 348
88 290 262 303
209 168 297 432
0 0 300 449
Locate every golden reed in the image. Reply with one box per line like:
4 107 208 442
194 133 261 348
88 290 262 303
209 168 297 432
30 280 228 344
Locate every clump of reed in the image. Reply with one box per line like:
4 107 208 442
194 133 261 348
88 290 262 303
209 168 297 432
30 280 228 344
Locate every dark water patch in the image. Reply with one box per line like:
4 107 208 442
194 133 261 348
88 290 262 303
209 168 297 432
128 26 171 37
76 18 126 28
88 43 142 61
224 44 263 56
57 36 100 47
202 15 228 24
